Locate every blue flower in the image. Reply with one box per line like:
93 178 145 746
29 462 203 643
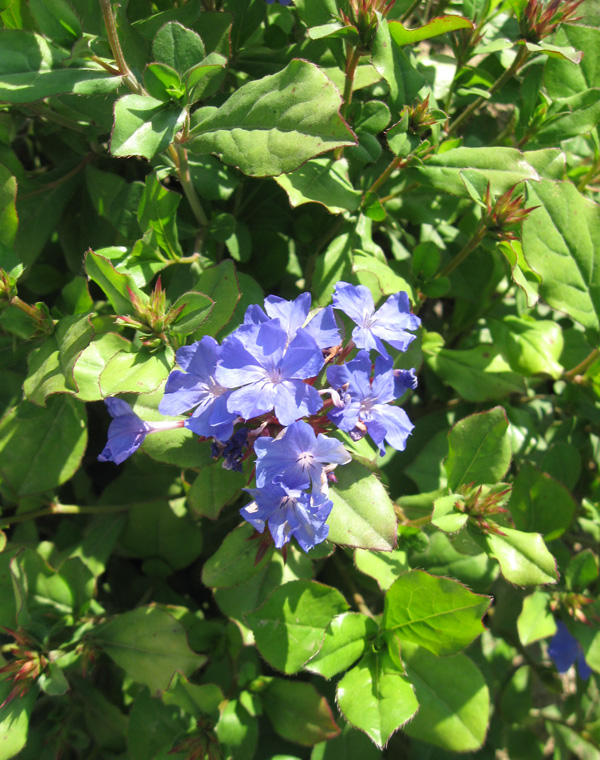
98 398 183 465
327 351 416 455
548 621 592 680
241 483 332 552
254 420 351 492
158 336 238 440
235 292 340 351
211 428 248 472
332 282 421 358
216 321 325 426
266 0 292 5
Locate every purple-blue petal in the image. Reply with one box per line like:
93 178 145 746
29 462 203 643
333 282 374 324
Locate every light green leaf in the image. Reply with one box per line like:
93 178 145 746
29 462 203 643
382 569 490 655
471 524 558 585
244 580 349 674
191 260 240 337
111 95 186 161
70 333 131 403
0 397 87 498
372 19 425 110
188 59 355 177
522 180 600 338
431 494 468 532
0 164 17 247
144 62 184 102
336 650 418 749
99 346 173 397
85 250 145 315
137 173 183 259
389 15 473 46
402 642 489 752
262 679 340 745
489 315 564 378
93 605 206 694
275 157 361 214
565 549 599 593
353 547 408 591
410 147 565 197
312 231 353 307
305 612 378 679
152 22 205 77
0 30 120 103
0 680 36 759
517 590 557 646
423 332 526 402
327 460 398 551
499 240 541 308
545 25 600 100
445 407 512 491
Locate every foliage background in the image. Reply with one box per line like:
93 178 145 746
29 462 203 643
0 0 599 758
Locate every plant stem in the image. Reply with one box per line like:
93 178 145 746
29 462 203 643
334 46 362 159
19 153 96 200
447 46 529 136
99 0 144 94
170 144 208 230
400 0 421 23
0 503 131 527
436 222 486 279
563 348 600 382
25 103 87 134
365 156 405 198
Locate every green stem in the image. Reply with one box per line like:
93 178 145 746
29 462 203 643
25 103 87 134
577 158 600 193
400 0 422 23
437 222 486 279
563 348 600 382
334 47 362 159
447 46 529 136
365 156 405 198
99 0 144 94
169 144 208 230
0 503 131 527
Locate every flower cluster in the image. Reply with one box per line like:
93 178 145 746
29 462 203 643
98 283 420 552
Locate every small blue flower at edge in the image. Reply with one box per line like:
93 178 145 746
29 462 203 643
548 621 592 680
332 281 421 358
98 398 183 465
266 0 293 5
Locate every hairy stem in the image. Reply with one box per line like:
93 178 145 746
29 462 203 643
0 503 131 527
334 47 362 159
99 0 144 94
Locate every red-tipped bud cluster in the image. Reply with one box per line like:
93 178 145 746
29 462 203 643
457 482 513 535
117 277 184 340
170 720 221 760
551 593 599 626
0 268 18 306
520 0 583 42
483 183 538 242
406 96 442 135
0 628 47 708
340 0 396 53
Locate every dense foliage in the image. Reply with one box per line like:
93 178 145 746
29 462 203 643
0 0 599 758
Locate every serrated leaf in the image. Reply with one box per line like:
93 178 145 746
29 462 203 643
445 407 512 491
353 547 408 591
111 95 186 160
152 22 205 77
471 525 558 585
327 460 397 551
244 580 348 674
382 570 490 655
188 59 355 177
336 650 418 749
92 605 206 694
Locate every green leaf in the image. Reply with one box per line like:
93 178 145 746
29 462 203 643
244 580 349 674
215 698 258 760
509 463 576 540
410 147 565 197
92 605 206 694
389 15 473 46
188 59 355 177
545 25 600 100
499 240 541 308
305 612 378 679
152 22 205 77
191 260 240 337
522 180 600 338
38 661 69 696
202 522 273 589
517 590 557 646
311 723 382 760
431 494 468 533
119 498 203 574
445 407 512 491
372 19 425 111
162 672 223 717
382 569 490 655
0 30 120 103
187 461 245 520
489 316 564 378
565 549 599 592
128 689 185 760
353 547 408 591
336 650 418 749
262 678 340 745
471 524 558 585
137 172 183 259
85 250 145 315
111 95 186 161
71 333 130 402
535 89 600 146
327 460 397 551
401 642 489 752
23 314 94 406
312 231 353 307
423 332 526 402
0 164 17 247
274 157 361 214
0 397 87 498
0 680 36 760
144 62 184 102
99 346 173 397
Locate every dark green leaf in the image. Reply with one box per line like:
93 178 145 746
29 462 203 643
262 678 340 745
510 463 576 540
152 22 205 76
202 522 273 589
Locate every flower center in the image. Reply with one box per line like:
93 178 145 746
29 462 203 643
296 451 315 471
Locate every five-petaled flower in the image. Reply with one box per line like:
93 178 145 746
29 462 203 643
332 281 421 358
